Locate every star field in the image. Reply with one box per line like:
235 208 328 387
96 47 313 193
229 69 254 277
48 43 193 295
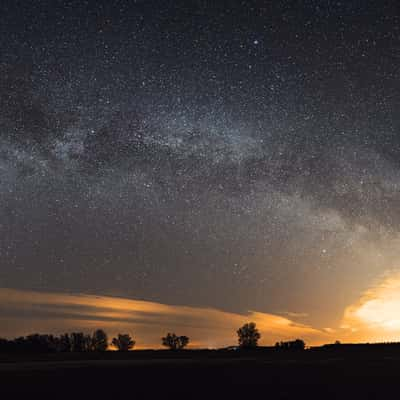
1 0 400 328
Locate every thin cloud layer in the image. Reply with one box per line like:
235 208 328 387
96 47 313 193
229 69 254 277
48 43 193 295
0 288 328 348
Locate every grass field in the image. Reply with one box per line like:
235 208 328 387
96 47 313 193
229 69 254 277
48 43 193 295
2 347 400 399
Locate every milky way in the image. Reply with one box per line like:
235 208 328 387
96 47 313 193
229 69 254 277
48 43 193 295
1 0 400 329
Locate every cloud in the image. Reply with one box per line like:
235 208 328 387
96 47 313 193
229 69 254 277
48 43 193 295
279 311 309 318
0 288 328 348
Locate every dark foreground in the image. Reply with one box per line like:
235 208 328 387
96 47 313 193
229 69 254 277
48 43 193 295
2 347 400 399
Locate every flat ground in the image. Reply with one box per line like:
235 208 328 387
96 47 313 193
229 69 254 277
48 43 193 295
1 347 400 399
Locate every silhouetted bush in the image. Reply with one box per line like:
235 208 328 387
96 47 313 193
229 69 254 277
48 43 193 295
161 333 189 350
111 334 135 351
237 322 261 348
275 339 305 351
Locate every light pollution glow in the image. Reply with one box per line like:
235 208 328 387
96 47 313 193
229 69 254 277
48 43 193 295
2 274 400 348
341 271 400 343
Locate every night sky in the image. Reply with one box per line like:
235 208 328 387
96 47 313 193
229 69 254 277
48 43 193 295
1 0 400 345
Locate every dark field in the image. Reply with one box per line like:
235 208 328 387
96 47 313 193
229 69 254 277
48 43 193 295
2 346 400 399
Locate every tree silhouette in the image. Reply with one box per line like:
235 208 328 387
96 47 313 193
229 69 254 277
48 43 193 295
111 334 135 351
70 332 93 352
237 322 261 348
161 333 189 350
92 329 108 352
57 333 72 352
18 334 58 352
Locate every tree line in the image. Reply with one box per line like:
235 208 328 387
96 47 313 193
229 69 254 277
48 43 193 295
0 322 305 353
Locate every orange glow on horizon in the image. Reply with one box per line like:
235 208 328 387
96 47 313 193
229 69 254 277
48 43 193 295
3 273 400 348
